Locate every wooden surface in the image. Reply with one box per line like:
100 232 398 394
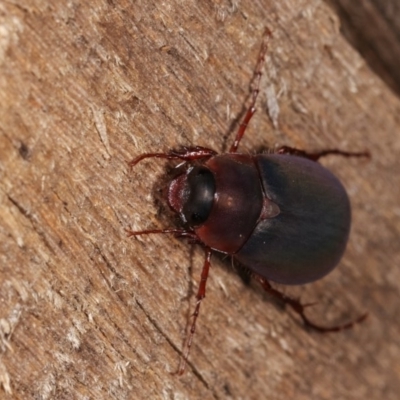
326 0 400 96
1 1 400 399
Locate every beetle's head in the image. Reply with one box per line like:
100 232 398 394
168 166 216 228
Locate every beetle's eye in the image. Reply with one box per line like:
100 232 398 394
182 167 215 227
190 212 203 223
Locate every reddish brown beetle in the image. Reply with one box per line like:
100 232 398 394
127 29 368 374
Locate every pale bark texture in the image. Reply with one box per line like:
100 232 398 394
0 1 399 399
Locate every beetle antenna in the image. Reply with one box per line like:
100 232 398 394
176 247 212 375
230 27 272 153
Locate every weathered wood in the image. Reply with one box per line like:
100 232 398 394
327 0 400 95
0 1 399 399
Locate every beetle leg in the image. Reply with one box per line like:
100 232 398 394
276 145 370 162
125 228 199 242
256 276 367 333
128 146 218 168
176 247 212 375
230 28 272 153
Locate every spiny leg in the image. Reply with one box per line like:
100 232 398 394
128 146 218 168
255 276 367 332
127 228 208 374
126 227 193 238
230 28 272 153
177 247 212 375
277 145 371 162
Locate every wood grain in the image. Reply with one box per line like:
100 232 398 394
0 1 399 399
326 0 400 96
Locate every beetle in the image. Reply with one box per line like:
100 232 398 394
127 29 369 374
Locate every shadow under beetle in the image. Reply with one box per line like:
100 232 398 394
127 29 369 374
